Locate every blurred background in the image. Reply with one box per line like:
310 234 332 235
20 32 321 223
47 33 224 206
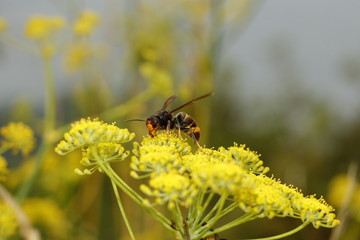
1 0 360 239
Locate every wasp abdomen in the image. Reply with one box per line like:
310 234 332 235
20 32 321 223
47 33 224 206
174 112 200 141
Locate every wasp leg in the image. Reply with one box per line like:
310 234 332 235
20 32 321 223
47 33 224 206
166 120 172 136
192 132 202 148
180 126 202 148
174 117 184 140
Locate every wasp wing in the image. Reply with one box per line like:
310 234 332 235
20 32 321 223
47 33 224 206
161 95 177 110
170 92 213 113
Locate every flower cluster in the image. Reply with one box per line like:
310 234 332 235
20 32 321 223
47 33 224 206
0 156 9 181
0 122 35 156
328 174 360 221
55 119 339 239
64 44 93 72
0 201 18 239
132 132 195 208
73 10 100 36
131 132 340 229
55 118 135 175
25 15 65 40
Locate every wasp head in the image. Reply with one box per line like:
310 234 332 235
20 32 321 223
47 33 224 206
146 116 160 137
146 110 173 137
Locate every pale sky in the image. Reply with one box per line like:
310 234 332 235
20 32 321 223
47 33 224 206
1 0 360 122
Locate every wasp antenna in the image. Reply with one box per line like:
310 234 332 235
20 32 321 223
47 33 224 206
125 119 145 122
170 92 214 113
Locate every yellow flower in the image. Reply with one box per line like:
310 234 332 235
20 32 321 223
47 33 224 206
55 118 135 155
25 15 65 40
1 122 35 156
191 161 253 195
0 17 7 32
0 156 9 181
141 171 197 209
0 201 18 238
131 132 190 177
64 43 92 72
73 10 100 36
292 196 340 228
132 133 339 229
55 118 135 175
226 144 269 174
23 198 67 239
237 175 296 218
77 142 130 175
328 174 360 221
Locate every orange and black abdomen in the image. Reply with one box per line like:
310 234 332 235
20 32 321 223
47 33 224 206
174 112 200 141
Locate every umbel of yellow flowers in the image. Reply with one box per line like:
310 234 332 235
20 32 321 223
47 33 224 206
55 118 339 240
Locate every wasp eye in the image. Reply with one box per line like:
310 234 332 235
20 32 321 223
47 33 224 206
152 119 159 126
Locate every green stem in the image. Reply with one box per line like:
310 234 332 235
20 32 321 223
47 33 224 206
43 55 56 133
210 212 256 235
189 190 205 223
217 201 239 219
92 150 175 233
171 203 185 239
192 190 206 216
106 165 172 228
198 194 226 228
16 52 56 202
241 221 310 240
194 194 227 238
192 192 214 230
111 179 136 240
193 213 256 240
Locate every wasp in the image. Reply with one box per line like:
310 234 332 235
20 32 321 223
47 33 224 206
127 92 213 146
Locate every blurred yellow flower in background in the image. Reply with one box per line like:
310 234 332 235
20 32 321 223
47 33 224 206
23 198 67 239
0 156 9 181
73 10 100 36
0 17 7 32
0 201 18 239
0 122 35 156
65 44 92 72
328 174 360 222
25 15 65 40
